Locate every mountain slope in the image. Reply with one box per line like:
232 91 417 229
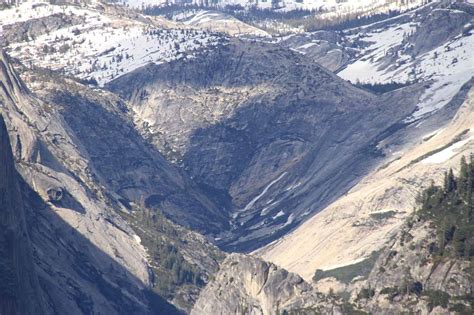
119 0 426 18
1 1 435 253
107 37 424 251
257 83 474 281
191 253 358 315
0 45 228 312
0 46 161 314
360 217 473 314
191 158 474 314
2 1 225 86
255 0 474 281
338 0 474 122
0 113 47 315
1 1 473 314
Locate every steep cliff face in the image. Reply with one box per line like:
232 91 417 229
108 38 423 251
258 85 474 281
359 219 473 314
191 196 473 315
0 48 225 313
191 253 356 315
0 48 158 314
0 114 47 315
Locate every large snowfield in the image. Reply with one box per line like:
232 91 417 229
1 2 225 86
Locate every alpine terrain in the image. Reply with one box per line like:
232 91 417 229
0 0 473 314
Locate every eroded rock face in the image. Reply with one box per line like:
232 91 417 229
407 6 472 56
360 218 473 314
0 49 184 314
0 114 47 315
1 13 85 44
108 38 422 251
191 253 346 315
278 30 354 71
42 76 228 234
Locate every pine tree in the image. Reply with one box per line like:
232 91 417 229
419 155 474 259
446 169 456 193
459 156 469 199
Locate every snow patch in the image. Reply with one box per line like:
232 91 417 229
339 14 474 122
281 213 295 228
422 137 472 164
4 2 225 86
133 234 142 245
272 210 285 220
240 172 287 213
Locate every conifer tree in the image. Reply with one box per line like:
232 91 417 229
419 155 474 259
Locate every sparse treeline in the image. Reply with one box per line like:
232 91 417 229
301 10 403 31
143 3 412 32
354 81 412 94
123 209 204 299
143 3 316 21
418 156 474 259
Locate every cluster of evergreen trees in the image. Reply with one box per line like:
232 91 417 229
419 156 474 259
123 209 204 299
143 4 316 21
143 3 402 32
354 81 411 94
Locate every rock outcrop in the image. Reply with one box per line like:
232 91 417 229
1 13 85 45
0 113 47 314
191 253 352 315
108 38 423 251
258 85 474 281
279 30 354 71
359 218 473 314
0 47 220 313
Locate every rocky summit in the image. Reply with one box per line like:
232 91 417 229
0 0 473 314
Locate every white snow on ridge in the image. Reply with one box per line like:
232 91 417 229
339 15 474 122
422 136 472 164
240 172 287 213
181 10 270 37
3 2 224 86
116 0 167 10
0 1 85 27
116 0 425 17
405 35 474 122
338 22 417 83
133 234 142 244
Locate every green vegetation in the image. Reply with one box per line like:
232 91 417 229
143 4 405 33
355 81 411 94
356 287 375 301
121 209 204 300
280 302 368 315
423 290 450 310
313 251 380 284
449 302 472 314
0 3 12 10
418 155 474 259
369 210 397 221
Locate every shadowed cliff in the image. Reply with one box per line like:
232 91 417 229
0 114 47 314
